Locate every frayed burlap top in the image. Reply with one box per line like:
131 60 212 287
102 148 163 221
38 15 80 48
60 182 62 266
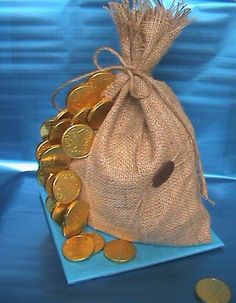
70 0 211 246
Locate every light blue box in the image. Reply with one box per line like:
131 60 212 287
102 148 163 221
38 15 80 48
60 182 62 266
40 191 224 285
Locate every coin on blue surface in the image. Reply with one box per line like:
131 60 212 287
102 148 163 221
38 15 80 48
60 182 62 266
51 202 69 225
103 239 136 263
62 235 94 261
82 232 105 254
195 278 231 303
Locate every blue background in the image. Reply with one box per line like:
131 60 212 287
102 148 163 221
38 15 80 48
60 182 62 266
0 0 235 302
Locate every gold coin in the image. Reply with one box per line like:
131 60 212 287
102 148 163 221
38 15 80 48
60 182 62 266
36 167 48 186
62 124 94 159
87 71 116 94
40 119 54 140
53 109 72 123
52 170 81 204
65 200 89 233
87 100 113 130
45 173 56 197
49 118 71 144
71 107 91 125
82 232 105 254
103 239 136 263
196 278 231 303
51 202 69 225
62 235 94 261
66 85 100 115
45 196 57 213
62 223 84 239
35 140 51 161
39 144 71 176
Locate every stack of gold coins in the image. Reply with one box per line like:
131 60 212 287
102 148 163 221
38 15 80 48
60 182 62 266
36 71 136 263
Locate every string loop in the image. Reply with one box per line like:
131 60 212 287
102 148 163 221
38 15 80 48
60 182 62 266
50 46 152 110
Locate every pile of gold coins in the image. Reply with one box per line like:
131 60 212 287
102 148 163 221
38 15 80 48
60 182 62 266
36 71 136 263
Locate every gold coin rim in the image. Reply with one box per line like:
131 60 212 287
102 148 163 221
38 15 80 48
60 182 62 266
35 140 51 161
62 235 95 262
82 232 105 254
64 200 89 232
48 118 72 144
103 239 136 263
61 124 95 159
40 119 54 140
195 278 232 303
87 99 113 130
52 170 81 204
66 85 98 115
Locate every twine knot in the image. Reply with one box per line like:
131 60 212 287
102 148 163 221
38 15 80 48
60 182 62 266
94 47 152 100
51 46 152 111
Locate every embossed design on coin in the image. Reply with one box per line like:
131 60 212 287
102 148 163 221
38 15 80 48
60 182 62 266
62 124 94 159
62 235 94 261
52 170 81 204
103 239 136 263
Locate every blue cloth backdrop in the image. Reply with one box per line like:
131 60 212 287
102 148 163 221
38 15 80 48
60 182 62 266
0 0 235 302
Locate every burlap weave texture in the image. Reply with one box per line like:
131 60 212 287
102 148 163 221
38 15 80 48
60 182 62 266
71 0 211 245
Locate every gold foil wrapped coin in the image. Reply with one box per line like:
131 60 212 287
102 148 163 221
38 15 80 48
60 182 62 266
35 140 51 161
62 223 84 239
39 144 71 176
36 167 48 186
82 232 105 254
51 202 69 225
40 119 54 140
49 118 71 144
67 85 100 115
45 173 56 197
87 100 113 130
195 278 231 303
62 124 94 159
87 71 116 94
45 196 57 213
62 235 94 261
65 200 89 233
71 107 91 125
52 170 81 204
103 239 136 263
53 109 72 122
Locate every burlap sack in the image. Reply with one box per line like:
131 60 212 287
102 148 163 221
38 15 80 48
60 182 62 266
70 0 211 246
